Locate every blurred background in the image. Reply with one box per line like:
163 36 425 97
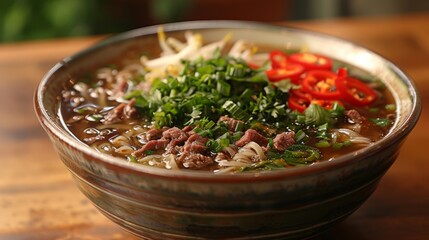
1 0 429 43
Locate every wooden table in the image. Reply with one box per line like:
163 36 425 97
1 13 428 239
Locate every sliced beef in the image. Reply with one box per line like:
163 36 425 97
146 127 168 140
162 127 189 143
132 139 169 157
273 131 295 151
103 99 137 124
103 104 125 124
218 115 244 132
163 127 189 154
123 99 138 118
235 129 268 147
183 134 208 153
110 78 128 99
181 153 214 170
178 133 212 169
182 125 194 133
346 109 364 124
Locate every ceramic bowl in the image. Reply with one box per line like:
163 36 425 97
34 21 420 239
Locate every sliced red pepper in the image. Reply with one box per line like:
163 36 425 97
266 64 304 83
311 99 344 110
269 50 289 69
288 89 343 112
335 68 377 106
247 62 261 69
289 88 312 99
288 53 333 71
288 89 312 112
302 70 341 100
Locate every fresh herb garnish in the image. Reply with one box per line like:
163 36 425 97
370 118 391 127
132 55 290 129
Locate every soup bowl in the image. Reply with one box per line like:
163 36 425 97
34 21 420 239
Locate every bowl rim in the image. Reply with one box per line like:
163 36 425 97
34 20 422 182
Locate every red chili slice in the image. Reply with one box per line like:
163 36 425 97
288 89 312 112
335 68 377 106
269 50 289 69
266 64 304 83
247 62 261 69
302 70 341 100
311 99 344 110
288 53 333 71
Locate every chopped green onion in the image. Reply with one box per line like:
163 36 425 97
385 104 396 111
216 79 231 96
370 118 391 127
329 102 345 118
226 63 246 78
304 104 330 126
282 145 321 165
369 107 380 113
315 140 331 148
222 100 250 121
85 114 103 122
268 138 274 148
207 139 221 152
316 123 330 140
294 129 308 143
144 150 156 155
332 140 352 149
272 79 293 92
232 131 243 141
74 106 97 114
128 155 138 162
239 159 288 172
267 144 321 166
123 90 142 100
197 65 215 75
154 111 172 128
234 121 244 132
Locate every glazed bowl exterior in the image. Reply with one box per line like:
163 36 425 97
34 21 420 239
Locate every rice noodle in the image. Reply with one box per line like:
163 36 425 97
214 166 237 174
93 142 114 154
216 142 266 173
115 145 134 155
218 160 250 167
234 141 266 161
331 128 373 145
138 154 162 162
222 145 238 158
110 135 130 147
164 154 179 170
218 142 266 169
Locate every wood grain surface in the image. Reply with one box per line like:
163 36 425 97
1 13 428 240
